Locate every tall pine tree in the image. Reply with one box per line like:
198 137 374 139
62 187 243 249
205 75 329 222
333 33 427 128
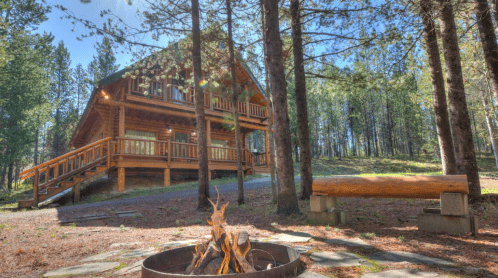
88 36 119 88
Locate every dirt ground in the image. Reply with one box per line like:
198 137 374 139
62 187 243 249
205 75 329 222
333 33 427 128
0 178 497 278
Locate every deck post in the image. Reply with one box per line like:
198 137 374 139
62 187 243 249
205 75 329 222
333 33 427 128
118 167 125 192
208 170 212 181
33 169 39 207
209 78 213 110
167 140 171 167
73 183 81 203
164 168 170 187
119 106 125 160
107 139 111 168
265 129 270 167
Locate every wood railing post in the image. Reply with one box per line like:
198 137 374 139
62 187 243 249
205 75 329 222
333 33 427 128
168 140 171 167
45 165 49 183
246 98 250 117
107 140 111 168
33 169 39 207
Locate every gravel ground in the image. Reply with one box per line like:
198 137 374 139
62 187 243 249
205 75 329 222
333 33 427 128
0 175 299 220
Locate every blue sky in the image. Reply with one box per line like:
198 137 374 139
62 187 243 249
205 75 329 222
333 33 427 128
38 0 147 69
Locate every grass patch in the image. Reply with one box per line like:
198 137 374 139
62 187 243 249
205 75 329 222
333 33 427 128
356 253 387 273
114 263 127 271
483 188 498 194
359 232 375 239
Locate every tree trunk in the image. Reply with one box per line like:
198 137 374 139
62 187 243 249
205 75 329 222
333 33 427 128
260 0 277 204
420 0 457 174
263 0 300 215
294 137 300 163
7 162 13 192
480 88 498 170
226 0 244 205
290 0 313 200
438 0 481 202
191 0 210 210
475 0 498 113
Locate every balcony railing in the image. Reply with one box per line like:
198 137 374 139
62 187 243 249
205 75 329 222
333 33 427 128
129 79 267 120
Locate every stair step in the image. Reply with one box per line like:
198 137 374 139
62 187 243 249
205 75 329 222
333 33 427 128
96 166 108 172
84 170 97 177
47 187 65 196
73 176 87 183
60 181 74 187
18 200 34 208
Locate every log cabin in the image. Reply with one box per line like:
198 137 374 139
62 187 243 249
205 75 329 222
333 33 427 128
17 55 271 208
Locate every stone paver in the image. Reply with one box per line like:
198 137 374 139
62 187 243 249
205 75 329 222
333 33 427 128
43 262 121 277
268 232 312 243
118 212 142 218
159 239 198 248
297 271 330 278
293 245 313 254
120 248 157 258
325 238 374 249
361 269 445 278
368 251 455 266
310 251 373 267
110 242 142 248
81 250 122 262
112 259 144 276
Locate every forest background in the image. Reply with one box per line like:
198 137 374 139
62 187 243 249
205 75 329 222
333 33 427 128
1 0 497 205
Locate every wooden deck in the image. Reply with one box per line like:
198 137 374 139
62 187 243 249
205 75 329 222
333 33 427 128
17 137 269 208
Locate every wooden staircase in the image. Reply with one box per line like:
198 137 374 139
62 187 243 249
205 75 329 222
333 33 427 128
17 138 114 208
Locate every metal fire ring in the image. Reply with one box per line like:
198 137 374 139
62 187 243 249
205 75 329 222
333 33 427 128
142 242 301 278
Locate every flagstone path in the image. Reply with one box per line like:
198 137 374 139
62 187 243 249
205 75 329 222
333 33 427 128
41 235 459 277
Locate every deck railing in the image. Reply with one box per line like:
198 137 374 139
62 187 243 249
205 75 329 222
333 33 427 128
115 137 169 158
253 153 267 166
113 138 255 167
132 81 266 119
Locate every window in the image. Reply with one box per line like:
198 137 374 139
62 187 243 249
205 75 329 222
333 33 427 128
211 139 228 147
171 71 186 102
148 81 162 97
174 132 190 157
124 130 156 155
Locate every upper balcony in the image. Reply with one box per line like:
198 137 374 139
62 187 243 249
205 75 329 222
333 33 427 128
125 77 268 121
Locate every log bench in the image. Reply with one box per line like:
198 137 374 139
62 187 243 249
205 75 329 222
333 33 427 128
308 175 478 235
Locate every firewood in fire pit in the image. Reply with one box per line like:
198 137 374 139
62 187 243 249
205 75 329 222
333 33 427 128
190 242 222 275
203 258 235 275
185 239 210 273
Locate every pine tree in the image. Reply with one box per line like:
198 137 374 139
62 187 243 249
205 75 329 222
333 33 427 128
420 0 457 175
74 63 89 116
437 0 481 201
88 37 120 88
50 41 73 158
263 0 300 215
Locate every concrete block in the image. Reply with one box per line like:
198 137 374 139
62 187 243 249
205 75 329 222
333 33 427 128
307 210 347 225
441 193 468 216
418 213 478 235
310 195 337 212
